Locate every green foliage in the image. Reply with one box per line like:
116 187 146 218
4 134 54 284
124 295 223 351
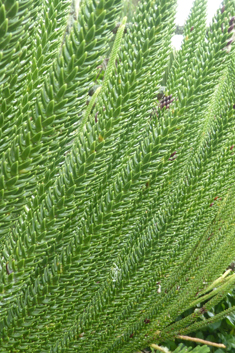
1 0 235 352
162 287 235 353
150 343 210 353
163 343 210 353
174 345 210 353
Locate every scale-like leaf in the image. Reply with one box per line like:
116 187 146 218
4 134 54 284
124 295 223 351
1 0 235 352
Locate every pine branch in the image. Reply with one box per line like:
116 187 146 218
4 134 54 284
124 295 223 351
0 0 235 352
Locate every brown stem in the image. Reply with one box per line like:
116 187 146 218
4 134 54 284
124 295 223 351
150 344 170 353
176 335 226 349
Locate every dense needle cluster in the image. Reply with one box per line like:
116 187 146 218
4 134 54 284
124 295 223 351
0 0 235 353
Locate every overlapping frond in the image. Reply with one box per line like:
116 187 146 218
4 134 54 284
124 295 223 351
1 0 235 352
0 0 122 238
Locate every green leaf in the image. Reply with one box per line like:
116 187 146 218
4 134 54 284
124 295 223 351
85 25 96 42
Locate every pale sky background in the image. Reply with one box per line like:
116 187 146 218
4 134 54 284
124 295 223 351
173 0 223 49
